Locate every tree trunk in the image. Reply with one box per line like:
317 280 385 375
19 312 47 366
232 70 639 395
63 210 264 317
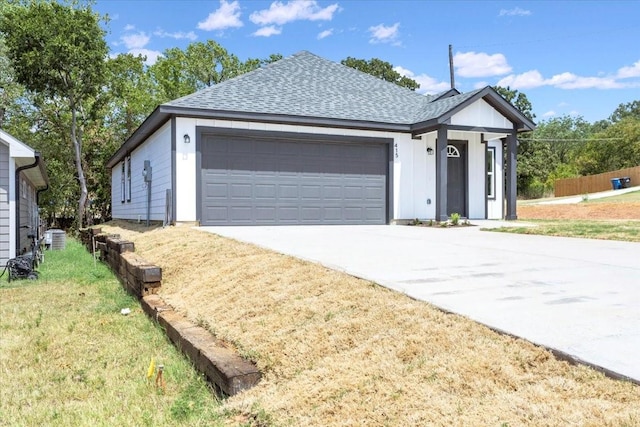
70 104 88 230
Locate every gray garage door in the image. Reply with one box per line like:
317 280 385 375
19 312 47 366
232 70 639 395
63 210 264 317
200 134 388 225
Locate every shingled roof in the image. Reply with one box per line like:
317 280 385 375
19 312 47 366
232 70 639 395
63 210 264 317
108 51 535 168
166 51 432 125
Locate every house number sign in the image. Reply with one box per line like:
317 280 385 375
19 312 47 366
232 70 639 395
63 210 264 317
394 143 399 159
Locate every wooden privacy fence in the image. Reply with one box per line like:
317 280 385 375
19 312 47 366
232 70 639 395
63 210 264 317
554 165 640 197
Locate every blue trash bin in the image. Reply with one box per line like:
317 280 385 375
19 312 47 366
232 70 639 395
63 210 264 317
610 178 622 190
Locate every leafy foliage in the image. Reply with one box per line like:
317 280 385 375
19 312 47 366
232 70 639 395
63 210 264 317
341 57 420 90
1 0 108 228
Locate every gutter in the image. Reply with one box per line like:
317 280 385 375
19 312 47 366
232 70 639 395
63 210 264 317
14 152 47 252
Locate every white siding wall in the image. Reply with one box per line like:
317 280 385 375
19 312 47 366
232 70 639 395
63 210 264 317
487 139 504 219
128 103 513 224
111 122 172 221
451 99 513 129
0 143 9 265
174 117 426 222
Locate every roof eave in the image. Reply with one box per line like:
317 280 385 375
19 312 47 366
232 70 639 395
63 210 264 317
106 107 170 168
426 86 536 134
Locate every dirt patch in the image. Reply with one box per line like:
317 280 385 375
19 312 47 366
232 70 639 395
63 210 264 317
518 201 640 220
99 220 640 426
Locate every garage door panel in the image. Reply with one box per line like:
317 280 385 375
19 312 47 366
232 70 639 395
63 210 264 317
255 184 276 199
201 134 388 225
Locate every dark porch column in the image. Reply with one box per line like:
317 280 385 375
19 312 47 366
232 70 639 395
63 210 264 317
435 125 448 221
505 126 518 220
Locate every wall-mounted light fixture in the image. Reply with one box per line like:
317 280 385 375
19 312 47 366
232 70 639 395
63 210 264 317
183 134 191 144
426 147 434 155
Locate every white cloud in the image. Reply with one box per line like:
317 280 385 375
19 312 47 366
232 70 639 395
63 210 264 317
497 70 626 90
617 60 640 78
542 110 556 118
368 22 400 44
124 24 135 31
499 7 531 17
317 28 333 39
454 51 512 77
128 48 162 65
198 0 243 31
153 29 197 41
569 110 580 116
250 0 339 26
394 66 450 94
497 70 545 89
473 81 488 89
252 26 282 37
121 32 150 49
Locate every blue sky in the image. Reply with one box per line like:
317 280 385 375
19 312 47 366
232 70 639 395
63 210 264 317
95 0 640 123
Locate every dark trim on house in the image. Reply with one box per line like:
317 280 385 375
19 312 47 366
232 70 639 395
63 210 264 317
194 126 394 225
108 107 412 169
431 88 461 102
441 87 536 132
107 85 535 172
171 116 177 225
451 139 469 219
435 125 448 221
505 126 518 220
387 142 394 223
482 134 488 219
487 146 497 201
444 124 514 134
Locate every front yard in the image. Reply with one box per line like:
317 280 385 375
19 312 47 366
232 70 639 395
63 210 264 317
99 221 640 426
0 240 223 426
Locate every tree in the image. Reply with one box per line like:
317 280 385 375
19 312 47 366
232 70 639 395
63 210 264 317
341 57 420 90
149 41 281 102
104 53 158 139
609 100 640 123
493 86 535 121
0 35 24 128
1 0 108 229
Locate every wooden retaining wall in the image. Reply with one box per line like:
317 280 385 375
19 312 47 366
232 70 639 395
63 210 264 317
78 228 261 396
554 165 640 197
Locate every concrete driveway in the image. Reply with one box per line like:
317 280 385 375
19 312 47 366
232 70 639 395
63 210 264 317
200 224 640 383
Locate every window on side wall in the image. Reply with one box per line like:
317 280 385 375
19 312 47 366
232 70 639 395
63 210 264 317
126 156 132 202
121 162 125 203
487 147 496 199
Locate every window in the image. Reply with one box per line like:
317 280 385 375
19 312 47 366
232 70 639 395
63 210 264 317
21 179 26 198
120 162 125 203
126 156 132 202
446 145 460 158
487 147 496 199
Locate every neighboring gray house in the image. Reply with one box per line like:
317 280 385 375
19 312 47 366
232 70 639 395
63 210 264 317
107 51 534 226
0 130 48 267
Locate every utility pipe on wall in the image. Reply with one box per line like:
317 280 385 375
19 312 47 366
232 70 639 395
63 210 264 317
143 160 152 226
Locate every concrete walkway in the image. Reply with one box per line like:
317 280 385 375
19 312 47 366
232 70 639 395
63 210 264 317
200 224 640 383
532 185 640 205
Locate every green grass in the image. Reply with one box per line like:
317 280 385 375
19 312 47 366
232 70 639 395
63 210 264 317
583 189 640 203
0 239 226 426
486 219 640 242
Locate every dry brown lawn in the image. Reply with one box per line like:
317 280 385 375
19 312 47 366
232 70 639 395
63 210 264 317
100 220 640 427
518 201 640 220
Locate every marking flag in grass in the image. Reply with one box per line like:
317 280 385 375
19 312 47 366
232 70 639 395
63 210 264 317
147 358 155 380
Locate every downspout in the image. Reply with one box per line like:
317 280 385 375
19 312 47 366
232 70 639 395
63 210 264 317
14 153 40 254
36 182 49 241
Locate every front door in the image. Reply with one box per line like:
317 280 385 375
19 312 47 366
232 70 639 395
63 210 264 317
446 141 467 216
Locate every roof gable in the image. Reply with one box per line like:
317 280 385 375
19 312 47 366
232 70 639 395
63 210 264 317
108 52 535 168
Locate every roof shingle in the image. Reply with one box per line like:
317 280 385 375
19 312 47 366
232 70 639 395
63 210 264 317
166 51 435 125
